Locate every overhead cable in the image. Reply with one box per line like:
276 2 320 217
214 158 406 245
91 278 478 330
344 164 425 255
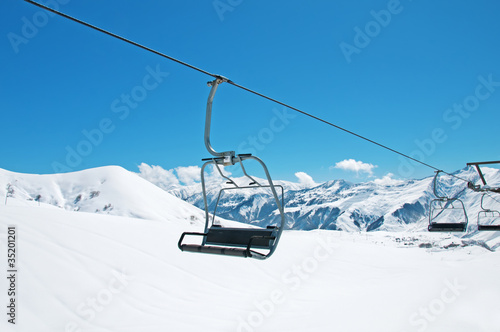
23 0 473 184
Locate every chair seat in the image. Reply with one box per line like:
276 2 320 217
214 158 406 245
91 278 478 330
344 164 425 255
428 223 467 232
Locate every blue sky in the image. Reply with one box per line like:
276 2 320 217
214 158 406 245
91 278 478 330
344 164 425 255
1 0 500 183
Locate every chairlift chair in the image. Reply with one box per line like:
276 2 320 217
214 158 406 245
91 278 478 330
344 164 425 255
477 193 500 231
178 77 286 259
428 171 468 232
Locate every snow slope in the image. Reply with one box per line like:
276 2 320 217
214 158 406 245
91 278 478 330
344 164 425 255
1 205 500 332
0 166 211 227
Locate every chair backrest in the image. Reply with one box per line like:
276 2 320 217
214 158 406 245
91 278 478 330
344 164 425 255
205 226 276 249
478 210 500 225
429 198 468 225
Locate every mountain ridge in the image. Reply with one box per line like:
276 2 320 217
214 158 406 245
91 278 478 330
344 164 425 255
2 165 499 243
167 167 496 232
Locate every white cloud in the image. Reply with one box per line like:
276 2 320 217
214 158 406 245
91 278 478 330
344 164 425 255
333 159 377 176
372 173 404 186
138 162 236 190
294 172 317 188
175 166 201 185
137 163 179 190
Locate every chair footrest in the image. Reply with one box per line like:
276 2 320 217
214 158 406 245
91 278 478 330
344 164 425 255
180 244 254 257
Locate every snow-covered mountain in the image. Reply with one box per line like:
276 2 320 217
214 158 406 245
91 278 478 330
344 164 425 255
2 165 499 243
0 166 208 226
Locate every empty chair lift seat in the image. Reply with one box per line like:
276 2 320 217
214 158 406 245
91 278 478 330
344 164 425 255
179 226 277 258
177 78 285 260
427 170 468 233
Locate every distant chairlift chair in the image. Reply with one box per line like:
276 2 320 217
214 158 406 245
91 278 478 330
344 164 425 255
178 77 286 259
428 171 468 232
477 194 500 231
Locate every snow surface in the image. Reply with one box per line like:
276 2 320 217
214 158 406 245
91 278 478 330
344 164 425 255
1 206 500 332
1 166 500 331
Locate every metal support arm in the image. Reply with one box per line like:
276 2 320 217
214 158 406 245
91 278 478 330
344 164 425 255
205 77 235 164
